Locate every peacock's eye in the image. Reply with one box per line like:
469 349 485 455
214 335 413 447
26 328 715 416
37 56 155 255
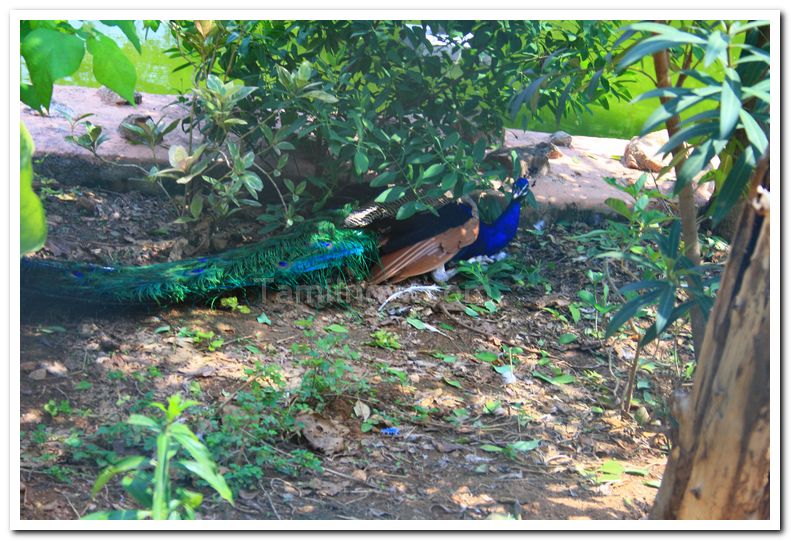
71 270 84 279
278 261 289 268
197 257 208 263
321 241 333 249
190 267 205 275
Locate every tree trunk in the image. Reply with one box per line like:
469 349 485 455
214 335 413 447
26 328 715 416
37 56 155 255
651 49 707 360
650 157 770 519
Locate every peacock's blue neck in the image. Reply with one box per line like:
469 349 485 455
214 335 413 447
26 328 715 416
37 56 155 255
453 198 523 261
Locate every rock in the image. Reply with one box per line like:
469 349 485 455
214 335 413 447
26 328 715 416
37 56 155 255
76 196 98 214
486 142 556 177
98 86 143 106
622 136 668 173
118 114 153 143
550 130 573 147
29 368 47 380
295 412 349 454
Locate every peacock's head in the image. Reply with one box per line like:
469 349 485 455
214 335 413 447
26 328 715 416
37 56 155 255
512 177 532 200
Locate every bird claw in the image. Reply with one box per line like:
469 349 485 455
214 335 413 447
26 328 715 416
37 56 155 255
431 264 458 283
465 251 507 266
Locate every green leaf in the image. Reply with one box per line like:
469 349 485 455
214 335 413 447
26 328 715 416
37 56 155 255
605 288 664 338
720 69 742 139
509 440 541 453
86 33 137 105
82 509 151 520
558 333 577 345
443 377 462 389
257 312 272 325
20 123 47 254
550 374 575 385
475 351 499 363
302 90 338 103
480 444 504 453
640 94 707 135
126 414 160 432
618 35 702 72
569 304 581 325
738 109 768 154
472 137 487 163
179 460 234 505
154 325 171 334
370 171 397 187
396 200 427 221
422 163 446 179
91 455 149 497
189 194 203 220
625 466 649 477
101 20 142 53
21 28 85 109
375 186 407 204
644 479 662 489
703 31 729 68
578 290 595 305
605 197 632 219
652 285 676 338
710 147 757 225
325 323 349 334
599 459 625 475
464 306 479 318
354 150 369 175
406 317 427 330
676 139 716 192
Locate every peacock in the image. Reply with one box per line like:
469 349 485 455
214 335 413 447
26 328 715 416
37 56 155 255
21 178 533 306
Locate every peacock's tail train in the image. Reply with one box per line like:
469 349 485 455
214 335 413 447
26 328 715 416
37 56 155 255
21 222 379 306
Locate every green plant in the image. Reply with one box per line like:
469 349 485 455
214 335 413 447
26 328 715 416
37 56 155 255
20 123 46 255
166 20 629 228
179 327 225 351
83 394 233 520
20 20 151 254
480 439 542 462
456 258 516 301
120 115 180 152
615 20 769 358
219 296 251 314
575 269 617 338
64 120 109 154
43 399 72 418
369 329 401 350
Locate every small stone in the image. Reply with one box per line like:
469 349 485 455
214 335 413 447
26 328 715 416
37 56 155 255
622 136 669 173
98 86 143 105
95 356 111 365
550 130 573 147
29 368 47 380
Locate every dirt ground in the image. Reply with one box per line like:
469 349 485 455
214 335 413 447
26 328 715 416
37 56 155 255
19 182 705 521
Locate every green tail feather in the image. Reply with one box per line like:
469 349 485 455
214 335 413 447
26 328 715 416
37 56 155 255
21 222 379 305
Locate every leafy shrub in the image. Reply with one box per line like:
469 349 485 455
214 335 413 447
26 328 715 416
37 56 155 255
166 20 629 230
